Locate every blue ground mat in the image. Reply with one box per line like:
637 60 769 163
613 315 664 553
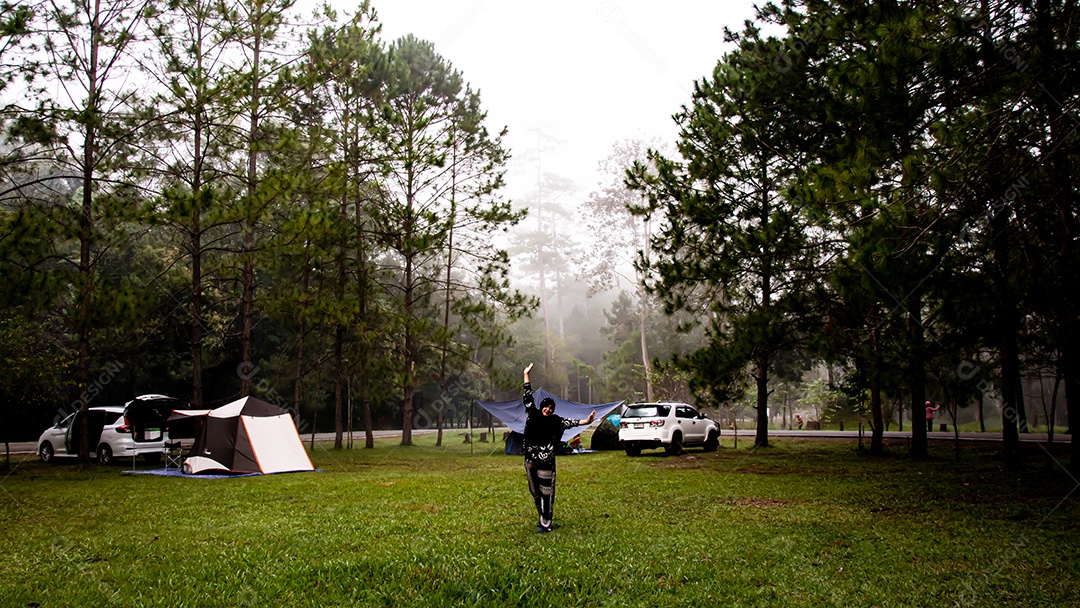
121 468 260 478
121 468 317 478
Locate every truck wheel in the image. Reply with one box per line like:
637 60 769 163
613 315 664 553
703 430 719 452
665 432 683 455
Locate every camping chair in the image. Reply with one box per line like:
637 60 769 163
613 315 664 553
164 441 184 470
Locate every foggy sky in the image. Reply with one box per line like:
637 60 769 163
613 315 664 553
368 0 759 203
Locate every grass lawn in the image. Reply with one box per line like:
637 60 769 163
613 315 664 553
1 434 1077 607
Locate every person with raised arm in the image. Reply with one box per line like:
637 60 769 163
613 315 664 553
521 363 595 533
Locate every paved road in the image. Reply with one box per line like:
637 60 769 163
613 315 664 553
5 427 1068 458
735 429 1071 443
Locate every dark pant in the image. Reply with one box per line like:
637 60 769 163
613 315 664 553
524 460 556 526
927 418 933 433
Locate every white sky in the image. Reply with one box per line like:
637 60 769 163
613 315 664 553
366 0 761 203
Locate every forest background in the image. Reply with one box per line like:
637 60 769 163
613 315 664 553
0 0 1077 469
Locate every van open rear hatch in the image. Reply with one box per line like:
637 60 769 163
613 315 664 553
123 395 179 442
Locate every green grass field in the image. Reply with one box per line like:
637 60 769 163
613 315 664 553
1 435 1076 607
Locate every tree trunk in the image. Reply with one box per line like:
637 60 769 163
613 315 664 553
399 127 420 447
355 204 374 450
363 390 374 449
76 2 102 466
536 207 553 366
401 361 414 446
1017 381 1029 433
755 168 772 448
978 388 985 432
77 169 93 466
437 140 457 448
908 291 928 458
868 307 884 454
1032 0 1080 474
1048 370 1061 448
640 288 653 404
898 396 903 432
401 253 415 446
999 330 1023 465
191 91 205 407
1061 310 1080 474
291 293 304 429
639 217 654 402
754 352 769 447
990 204 1021 464
333 186 348 450
333 324 344 450
292 252 308 431
240 14 263 398
191 204 204 408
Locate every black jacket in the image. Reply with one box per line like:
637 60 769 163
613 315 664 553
522 382 575 467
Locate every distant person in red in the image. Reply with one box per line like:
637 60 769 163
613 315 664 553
521 363 595 533
795 414 803 430
925 400 940 433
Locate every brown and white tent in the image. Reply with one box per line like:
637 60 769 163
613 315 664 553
175 396 313 475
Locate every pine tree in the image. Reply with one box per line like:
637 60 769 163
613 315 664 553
629 27 822 447
33 0 158 463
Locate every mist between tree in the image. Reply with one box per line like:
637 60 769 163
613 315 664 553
0 0 1077 479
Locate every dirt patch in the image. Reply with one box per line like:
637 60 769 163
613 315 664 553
715 496 793 508
648 455 708 470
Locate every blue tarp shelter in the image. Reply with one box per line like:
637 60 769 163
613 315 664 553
477 388 624 454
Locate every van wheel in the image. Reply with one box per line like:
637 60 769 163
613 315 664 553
665 433 683 455
624 446 641 457
97 444 114 465
39 443 55 463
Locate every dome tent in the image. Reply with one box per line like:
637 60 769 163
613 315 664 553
175 396 313 475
